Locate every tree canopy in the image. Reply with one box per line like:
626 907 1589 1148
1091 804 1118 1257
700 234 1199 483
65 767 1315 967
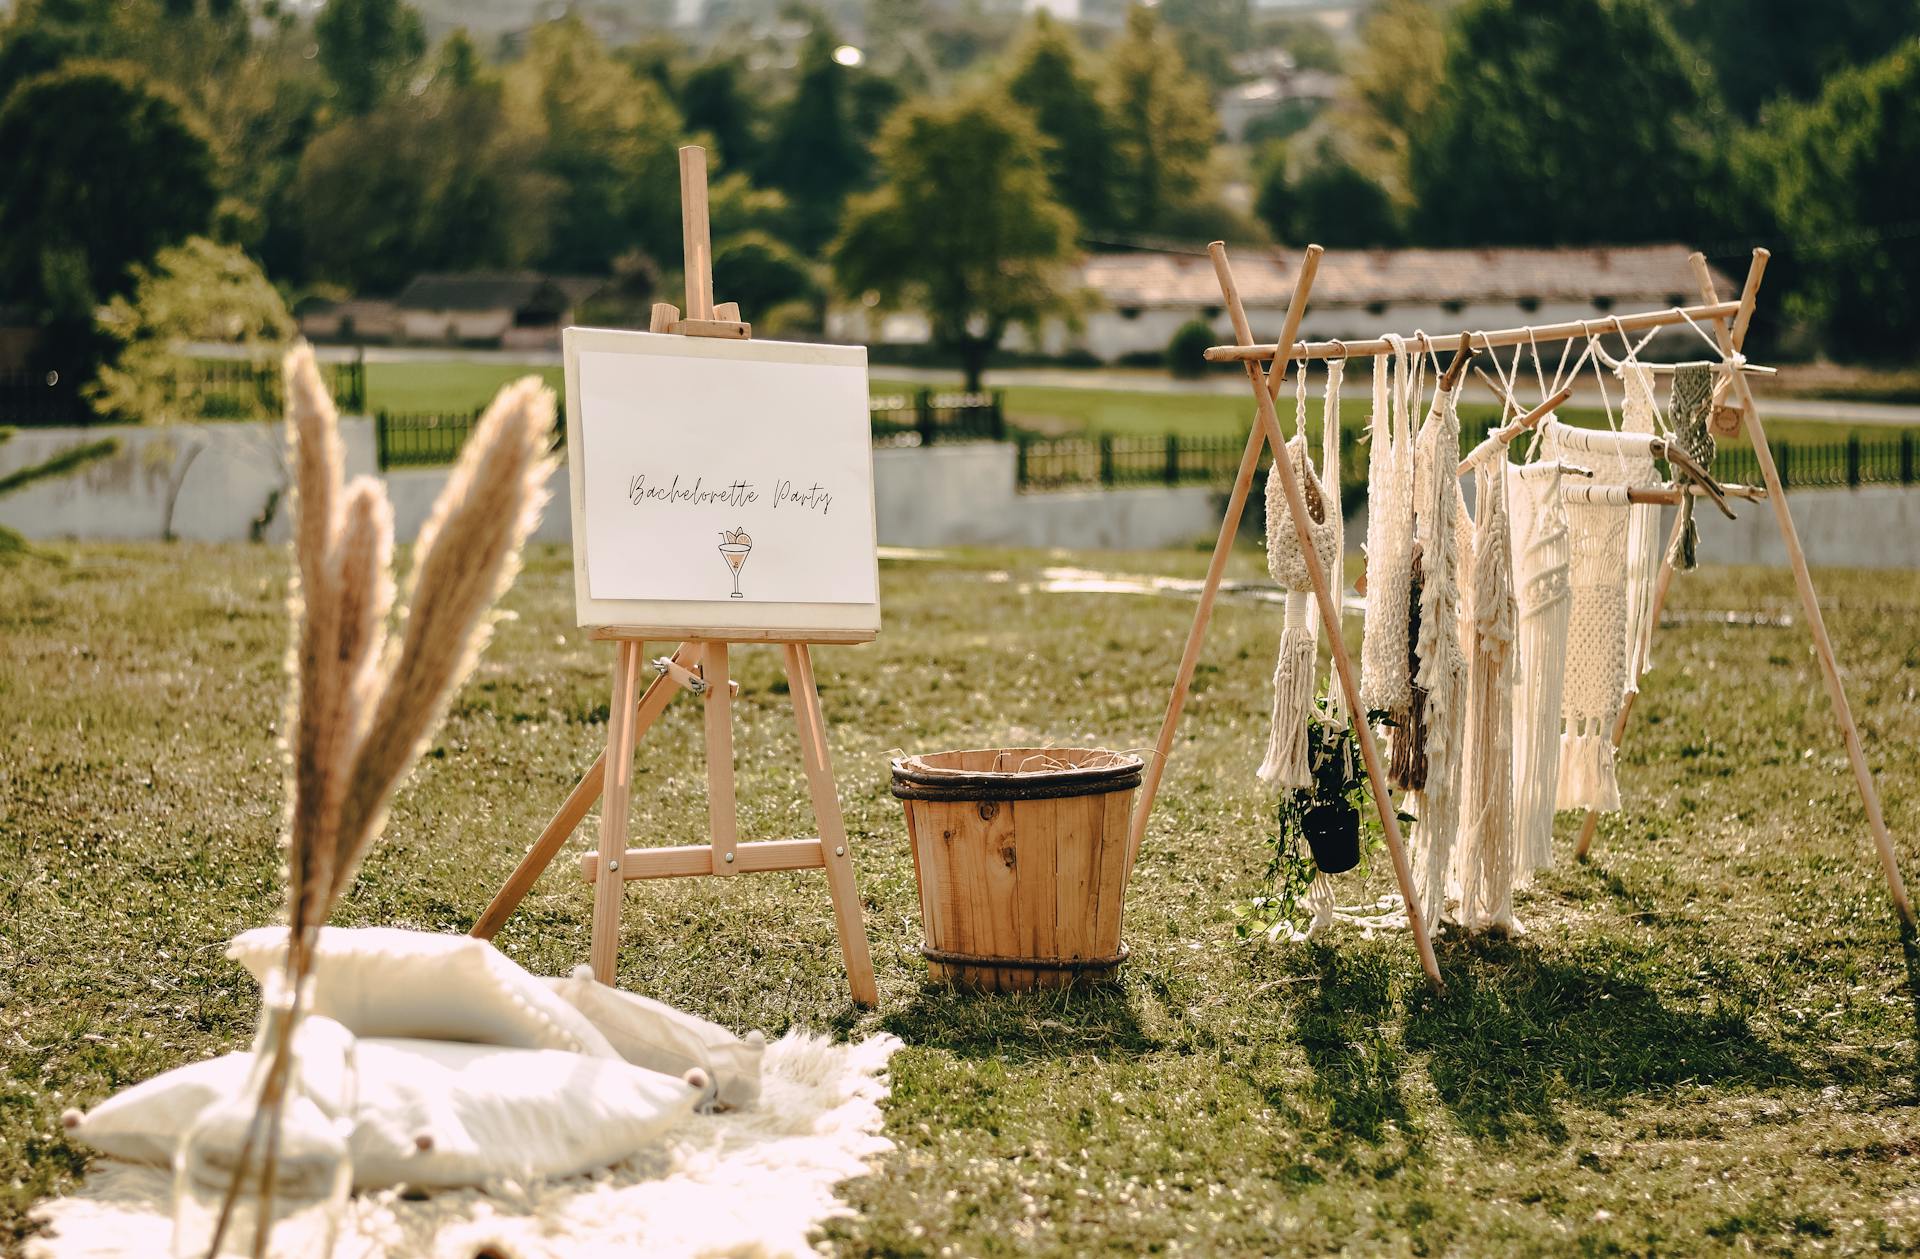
834 93 1077 390
1004 13 1115 235
1101 6 1218 236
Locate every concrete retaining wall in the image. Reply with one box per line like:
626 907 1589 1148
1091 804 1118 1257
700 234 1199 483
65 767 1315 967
6 419 1918 566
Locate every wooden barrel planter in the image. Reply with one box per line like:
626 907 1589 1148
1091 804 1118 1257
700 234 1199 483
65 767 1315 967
891 747 1143 992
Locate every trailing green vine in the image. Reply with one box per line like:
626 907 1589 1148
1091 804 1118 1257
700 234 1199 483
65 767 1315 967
1236 703 1401 941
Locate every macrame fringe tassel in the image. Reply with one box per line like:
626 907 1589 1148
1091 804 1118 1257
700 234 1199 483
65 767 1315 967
1554 728 1621 812
1258 592 1317 788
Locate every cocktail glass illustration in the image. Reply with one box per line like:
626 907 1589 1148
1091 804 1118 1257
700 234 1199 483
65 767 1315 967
718 528 752 598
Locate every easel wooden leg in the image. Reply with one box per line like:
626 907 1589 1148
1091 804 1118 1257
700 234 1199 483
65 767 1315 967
473 642 700 939
786 644 879 1006
704 643 740 874
590 640 649 982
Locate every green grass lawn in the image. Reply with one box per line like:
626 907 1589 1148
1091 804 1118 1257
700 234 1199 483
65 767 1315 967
363 358 1899 451
6 543 1918 1255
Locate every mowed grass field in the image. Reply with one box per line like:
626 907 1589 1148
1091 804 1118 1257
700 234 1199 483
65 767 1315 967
361 358 1894 449
4 542 1919 1256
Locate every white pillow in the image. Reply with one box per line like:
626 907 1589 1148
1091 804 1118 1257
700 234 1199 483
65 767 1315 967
68 1031 703 1188
546 965 766 1111
69 1015 358 1169
227 927 617 1059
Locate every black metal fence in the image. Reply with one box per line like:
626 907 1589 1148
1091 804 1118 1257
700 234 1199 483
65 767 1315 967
1016 428 1920 495
376 407 568 469
0 354 367 426
869 389 1005 446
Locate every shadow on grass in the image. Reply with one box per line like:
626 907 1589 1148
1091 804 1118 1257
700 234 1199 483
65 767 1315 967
1259 945 1413 1149
1901 920 1920 1086
1401 935 1804 1141
881 978 1158 1064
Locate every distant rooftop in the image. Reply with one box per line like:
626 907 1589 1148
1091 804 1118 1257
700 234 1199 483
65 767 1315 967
1082 245 1734 309
394 272 604 312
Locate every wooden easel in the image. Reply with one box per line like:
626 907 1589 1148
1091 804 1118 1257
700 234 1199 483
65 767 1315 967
471 147 881 1005
1185 245 1911 931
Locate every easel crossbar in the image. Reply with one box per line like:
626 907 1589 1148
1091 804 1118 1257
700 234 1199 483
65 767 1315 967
1204 299 1743 363
582 838 826 881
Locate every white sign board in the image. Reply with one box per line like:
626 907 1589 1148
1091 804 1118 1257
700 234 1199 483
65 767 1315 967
562 327 881 637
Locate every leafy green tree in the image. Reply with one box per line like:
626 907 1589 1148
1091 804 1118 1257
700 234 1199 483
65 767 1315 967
88 237 292 422
1667 0 1918 120
760 27 873 251
294 69 551 292
834 93 1077 391
1255 136 1403 247
1743 40 1920 359
680 55 760 174
0 60 217 317
1102 6 1219 235
713 230 819 320
505 17 685 275
1160 0 1252 88
1407 0 1719 247
1329 0 1444 209
1004 13 1115 233
315 0 426 115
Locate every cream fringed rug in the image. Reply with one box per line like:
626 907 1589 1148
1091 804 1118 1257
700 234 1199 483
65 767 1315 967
30 1032 901 1259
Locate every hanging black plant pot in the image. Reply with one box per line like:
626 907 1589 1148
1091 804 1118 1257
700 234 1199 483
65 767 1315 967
1300 796 1360 874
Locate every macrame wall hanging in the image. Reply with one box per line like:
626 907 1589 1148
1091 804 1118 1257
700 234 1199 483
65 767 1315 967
1258 359 1342 787
1359 341 1414 720
1449 441 1519 933
1539 418 1659 813
1616 358 1669 688
1667 362 1718 572
1404 356 1466 931
1508 458 1572 882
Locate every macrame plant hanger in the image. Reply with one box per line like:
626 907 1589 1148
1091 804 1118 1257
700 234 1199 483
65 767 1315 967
1195 247 1912 930
1129 244 1447 993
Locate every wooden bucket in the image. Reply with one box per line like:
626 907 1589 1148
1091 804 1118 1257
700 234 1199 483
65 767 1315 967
891 747 1143 992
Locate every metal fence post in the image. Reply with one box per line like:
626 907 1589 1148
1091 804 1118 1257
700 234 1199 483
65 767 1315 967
916 389 936 446
990 391 1006 441
1846 433 1861 487
1164 433 1180 485
1016 435 1030 488
1099 433 1115 486
1902 431 1914 485
375 411 389 471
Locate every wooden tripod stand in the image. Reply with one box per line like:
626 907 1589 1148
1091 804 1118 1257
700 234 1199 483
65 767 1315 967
470 147 880 1005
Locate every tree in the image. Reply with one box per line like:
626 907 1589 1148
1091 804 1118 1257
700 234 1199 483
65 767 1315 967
1102 6 1219 235
0 60 217 309
504 17 685 275
680 55 760 174
835 94 1077 391
1667 0 1919 120
713 230 819 320
1406 0 1720 247
1328 0 1444 209
1003 13 1116 233
1744 40 1920 359
314 0 425 115
88 237 293 422
760 27 873 251
294 70 552 292
1255 135 1403 247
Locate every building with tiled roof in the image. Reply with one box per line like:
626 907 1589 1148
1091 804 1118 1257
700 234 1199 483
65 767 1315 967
833 244 1736 365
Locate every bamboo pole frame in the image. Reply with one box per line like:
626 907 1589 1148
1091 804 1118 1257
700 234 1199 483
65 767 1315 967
1205 301 1744 364
1129 243 1446 993
472 147 881 1003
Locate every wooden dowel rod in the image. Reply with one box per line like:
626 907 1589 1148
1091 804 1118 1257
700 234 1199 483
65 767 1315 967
1204 299 1743 363
1213 242 1445 994
590 640 647 983
679 146 714 321
1129 244 1323 863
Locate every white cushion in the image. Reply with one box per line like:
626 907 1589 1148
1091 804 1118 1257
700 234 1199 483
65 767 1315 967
546 966 765 1111
227 927 617 1059
68 1028 703 1188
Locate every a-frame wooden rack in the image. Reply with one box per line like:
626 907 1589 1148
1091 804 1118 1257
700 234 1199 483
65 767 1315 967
1128 243 1913 995
471 147 880 1006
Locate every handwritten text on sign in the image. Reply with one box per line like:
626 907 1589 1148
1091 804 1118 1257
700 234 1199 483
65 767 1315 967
575 344 878 607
